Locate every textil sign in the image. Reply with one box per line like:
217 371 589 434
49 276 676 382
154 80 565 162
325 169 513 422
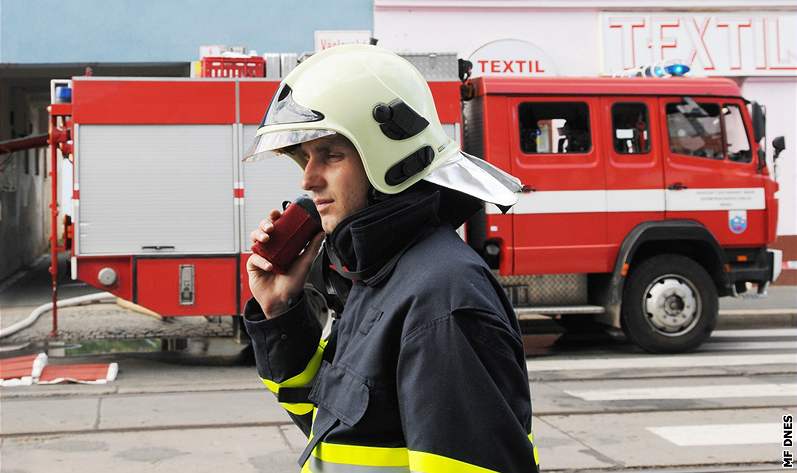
600 12 797 76
469 39 559 77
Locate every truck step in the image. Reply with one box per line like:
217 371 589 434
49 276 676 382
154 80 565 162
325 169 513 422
515 305 605 319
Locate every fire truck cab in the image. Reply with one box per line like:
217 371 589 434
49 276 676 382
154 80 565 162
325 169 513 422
463 76 784 353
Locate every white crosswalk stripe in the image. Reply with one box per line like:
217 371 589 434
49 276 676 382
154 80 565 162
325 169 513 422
564 383 797 401
528 327 797 371
647 423 781 446
526 353 797 371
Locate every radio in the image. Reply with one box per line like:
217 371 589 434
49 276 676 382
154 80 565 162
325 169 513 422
251 195 322 274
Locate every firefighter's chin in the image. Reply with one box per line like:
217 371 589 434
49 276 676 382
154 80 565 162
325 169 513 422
320 211 339 234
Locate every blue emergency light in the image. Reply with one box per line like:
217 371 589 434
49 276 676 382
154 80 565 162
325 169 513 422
664 64 690 76
55 86 72 103
642 63 690 78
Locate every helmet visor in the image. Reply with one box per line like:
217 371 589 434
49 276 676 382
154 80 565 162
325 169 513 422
243 129 337 162
261 84 324 127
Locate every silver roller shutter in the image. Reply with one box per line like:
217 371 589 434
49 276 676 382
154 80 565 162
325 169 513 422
77 125 235 255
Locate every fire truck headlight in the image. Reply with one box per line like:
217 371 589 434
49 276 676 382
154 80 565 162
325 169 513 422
485 243 501 256
98 267 117 286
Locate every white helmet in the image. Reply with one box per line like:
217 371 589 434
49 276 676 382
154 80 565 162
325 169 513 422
244 44 521 207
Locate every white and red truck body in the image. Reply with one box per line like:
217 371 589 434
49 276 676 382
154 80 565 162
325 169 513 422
57 74 461 318
49 56 783 352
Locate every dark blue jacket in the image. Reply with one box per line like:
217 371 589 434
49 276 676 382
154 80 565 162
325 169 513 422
244 189 540 472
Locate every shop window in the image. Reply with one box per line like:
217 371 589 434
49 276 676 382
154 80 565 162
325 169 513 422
612 103 650 154
666 102 723 160
723 104 751 163
519 102 591 154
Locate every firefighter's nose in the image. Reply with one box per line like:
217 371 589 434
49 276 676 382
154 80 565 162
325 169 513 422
302 156 324 191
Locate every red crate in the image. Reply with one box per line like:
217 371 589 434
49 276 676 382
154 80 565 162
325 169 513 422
200 56 265 78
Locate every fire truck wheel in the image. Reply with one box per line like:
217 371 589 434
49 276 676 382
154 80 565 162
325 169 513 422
621 254 717 354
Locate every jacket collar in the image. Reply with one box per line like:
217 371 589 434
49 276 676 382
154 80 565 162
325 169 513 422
325 189 441 286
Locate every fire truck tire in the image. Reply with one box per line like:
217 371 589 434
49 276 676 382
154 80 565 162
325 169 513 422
621 254 717 353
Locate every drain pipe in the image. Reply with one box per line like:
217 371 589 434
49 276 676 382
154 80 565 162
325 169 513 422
0 292 115 339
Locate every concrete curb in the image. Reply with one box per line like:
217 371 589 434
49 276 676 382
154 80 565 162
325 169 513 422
717 309 797 329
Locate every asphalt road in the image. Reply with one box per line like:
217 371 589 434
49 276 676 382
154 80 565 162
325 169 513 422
2 327 795 472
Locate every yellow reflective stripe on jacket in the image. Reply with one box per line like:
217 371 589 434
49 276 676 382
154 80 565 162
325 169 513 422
260 339 327 415
299 417 537 472
313 442 409 468
307 455 409 472
408 451 497 473
301 439 536 472
529 432 540 466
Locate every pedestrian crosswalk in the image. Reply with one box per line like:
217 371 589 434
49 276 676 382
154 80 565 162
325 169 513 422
530 328 797 451
526 328 797 372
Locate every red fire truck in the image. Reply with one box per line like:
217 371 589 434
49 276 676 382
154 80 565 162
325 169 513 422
47 54 784 353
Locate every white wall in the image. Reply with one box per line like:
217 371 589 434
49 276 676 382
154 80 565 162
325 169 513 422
375 9 599 75
742 78 797 235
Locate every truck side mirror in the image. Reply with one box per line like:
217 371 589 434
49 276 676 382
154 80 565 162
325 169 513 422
772 136 786 160
751 102 765 143
458 59 473 82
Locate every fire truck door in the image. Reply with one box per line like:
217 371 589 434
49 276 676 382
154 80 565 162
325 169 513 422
660 97 767 246
509 96 610 274
600 97 665 258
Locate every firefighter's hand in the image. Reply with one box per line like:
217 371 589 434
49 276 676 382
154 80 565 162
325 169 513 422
247 209 324 319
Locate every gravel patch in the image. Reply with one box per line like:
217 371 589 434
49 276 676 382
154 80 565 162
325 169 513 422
0 302 234 345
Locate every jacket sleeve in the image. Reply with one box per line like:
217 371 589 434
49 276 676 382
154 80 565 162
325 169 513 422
243 294 325 436
396 310 540 473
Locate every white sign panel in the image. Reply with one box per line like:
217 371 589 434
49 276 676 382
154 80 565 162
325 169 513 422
314 30 372 52
665 188 766 211
469 39 558 77
601 12 797 76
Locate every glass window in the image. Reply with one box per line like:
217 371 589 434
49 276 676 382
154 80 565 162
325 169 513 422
723 104 752 163
666 102 723 160
519 102 591 154
612 103 650 154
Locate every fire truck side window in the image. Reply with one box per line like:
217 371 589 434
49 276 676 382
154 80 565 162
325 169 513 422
611 103 650 154
666 102 723 160
519 102 591 154
723 104 752 163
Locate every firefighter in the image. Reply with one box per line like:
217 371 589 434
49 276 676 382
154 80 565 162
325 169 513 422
242 44 540 473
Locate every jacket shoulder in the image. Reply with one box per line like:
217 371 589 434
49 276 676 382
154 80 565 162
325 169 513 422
399 225 489 286
392 226 512 329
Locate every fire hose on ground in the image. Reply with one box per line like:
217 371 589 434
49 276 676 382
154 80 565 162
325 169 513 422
0 292 162 339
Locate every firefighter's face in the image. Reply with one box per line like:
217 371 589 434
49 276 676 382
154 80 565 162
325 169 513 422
298 134 369 233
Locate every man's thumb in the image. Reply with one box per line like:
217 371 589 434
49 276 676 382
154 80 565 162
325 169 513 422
292 232 325 273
